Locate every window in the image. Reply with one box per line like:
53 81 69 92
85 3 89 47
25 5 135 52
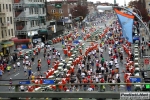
59 9 63 13
51 10 55 13
0 4 1 12
42 8 45 14
3 17 5 23
6 4 8 10
11 29 13 36
0 18 2 23
5 30 7 36
1 31 3 38
8 29 10 36
3 4 4 9
10 17 12 24
9 4 11 12
7 17 9 21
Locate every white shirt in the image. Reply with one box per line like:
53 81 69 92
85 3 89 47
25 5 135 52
96 76 99 82
109 61 113 65
112 79 115 83
81 72 85 78
20 85 25 90
115 63 119 68
116 74 119 79
114 59 118 64
25 56 29 59
101 67 105 71
26 60 29 65
105 61 108 65
108 51 111 54
17 62 20 66
100 48 103 52
81 64 84 68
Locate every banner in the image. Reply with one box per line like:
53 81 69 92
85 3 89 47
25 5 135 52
114 9 135 43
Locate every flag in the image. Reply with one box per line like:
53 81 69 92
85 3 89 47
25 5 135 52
114 9 135 43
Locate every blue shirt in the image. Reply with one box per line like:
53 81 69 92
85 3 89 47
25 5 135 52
0 70 2 75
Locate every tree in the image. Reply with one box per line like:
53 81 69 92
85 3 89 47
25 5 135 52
71 5 89 21
128 0 149 22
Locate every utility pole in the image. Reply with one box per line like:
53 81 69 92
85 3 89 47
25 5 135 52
124 0 126 6
114 0 116 4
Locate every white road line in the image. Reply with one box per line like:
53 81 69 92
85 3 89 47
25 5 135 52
14 73 19 77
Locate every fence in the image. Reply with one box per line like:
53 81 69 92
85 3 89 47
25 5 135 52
0 83 149 99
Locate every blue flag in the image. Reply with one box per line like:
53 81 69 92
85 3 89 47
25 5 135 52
115 9 135 43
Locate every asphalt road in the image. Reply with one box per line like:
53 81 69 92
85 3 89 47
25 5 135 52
0 15 122 92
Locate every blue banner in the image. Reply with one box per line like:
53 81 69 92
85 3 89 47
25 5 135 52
43 80 55 84
130 77 141 83
19 81 31 85
115 9 134 43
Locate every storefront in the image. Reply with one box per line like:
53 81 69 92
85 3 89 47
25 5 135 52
38 29 48 43
11 38 31 50
1 41 15 56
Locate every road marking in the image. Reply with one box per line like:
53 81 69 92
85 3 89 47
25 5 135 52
14 73 19 77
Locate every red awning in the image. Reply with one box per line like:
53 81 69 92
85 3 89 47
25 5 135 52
13 39 31 44
11 37 18 41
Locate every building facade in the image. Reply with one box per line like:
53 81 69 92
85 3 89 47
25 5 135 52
0 0 15 41
145 0 150 16
13 0 47 41
47 0 78 21
0 0 15 55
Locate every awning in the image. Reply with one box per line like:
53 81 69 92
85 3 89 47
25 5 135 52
12 39 31 44
1 41 14 48
38 29 48 35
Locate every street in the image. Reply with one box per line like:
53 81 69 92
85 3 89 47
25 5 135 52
0 14 127 94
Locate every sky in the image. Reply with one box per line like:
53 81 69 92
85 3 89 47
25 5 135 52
87 0 132 6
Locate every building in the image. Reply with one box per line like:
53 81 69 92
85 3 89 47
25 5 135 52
145 0 150 16
13 0 47 45
47 0 78 21
78 0 87 6
0 0 15 55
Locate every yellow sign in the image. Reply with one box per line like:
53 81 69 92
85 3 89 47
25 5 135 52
2 42 14 48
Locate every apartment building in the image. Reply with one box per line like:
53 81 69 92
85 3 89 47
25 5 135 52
13 0 47 42
0 0 15 55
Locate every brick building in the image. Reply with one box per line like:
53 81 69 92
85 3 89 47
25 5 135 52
47 0 87 21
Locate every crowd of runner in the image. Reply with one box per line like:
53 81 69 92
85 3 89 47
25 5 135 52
0 12 137 92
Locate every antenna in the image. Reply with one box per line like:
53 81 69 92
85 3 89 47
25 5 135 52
114 0 116 4
124 0 126 6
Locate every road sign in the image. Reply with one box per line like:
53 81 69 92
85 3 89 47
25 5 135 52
146 84 150 89
129 77 141 83
144 59 149 65
43 80 54 84
19 81 31 85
